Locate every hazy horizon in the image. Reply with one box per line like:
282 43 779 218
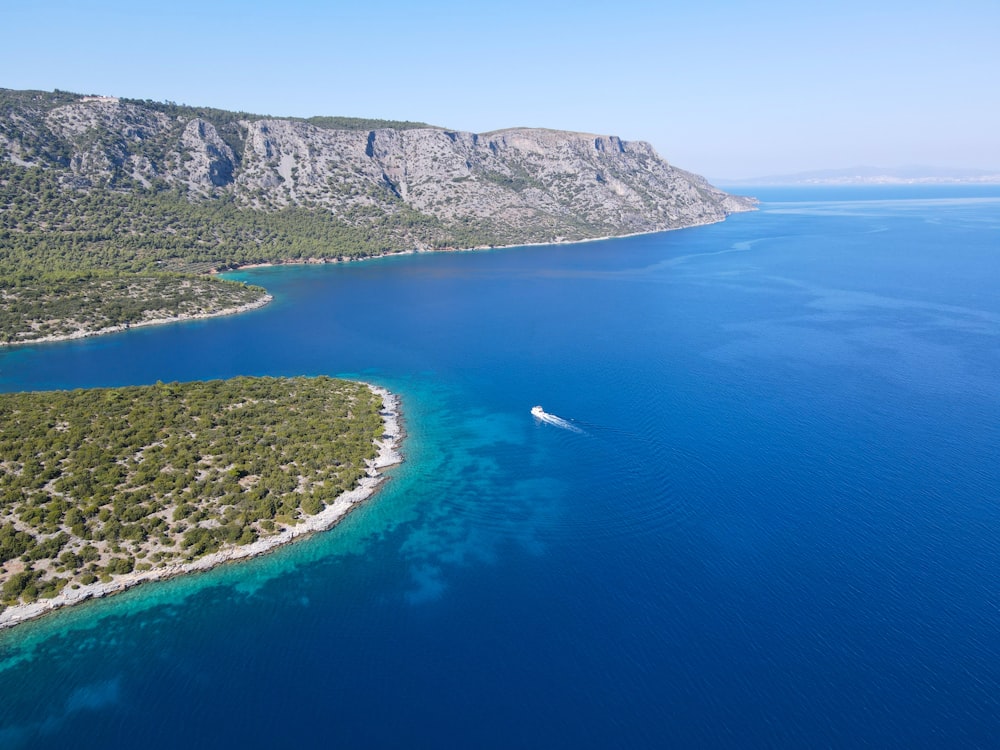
2 0 998 180
713 164 1000 185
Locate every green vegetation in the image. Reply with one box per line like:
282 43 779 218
0 272 266 344
0 160 495 277
0 88 83 113
303 116 433 131
119 101 434 148
0 377 384 607
0 88 454 341
0 89 82 168
1 86 663 343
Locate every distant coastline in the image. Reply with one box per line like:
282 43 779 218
719 166 1000 187
0 384 403 631
0 215 756 350
221 212 753 274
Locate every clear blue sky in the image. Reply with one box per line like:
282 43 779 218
3 0 998 179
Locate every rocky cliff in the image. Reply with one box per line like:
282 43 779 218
0 88 754 257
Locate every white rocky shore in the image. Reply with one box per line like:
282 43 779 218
0 384 402 630
0 294 274 348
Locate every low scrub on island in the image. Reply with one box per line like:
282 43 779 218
0 376 384 609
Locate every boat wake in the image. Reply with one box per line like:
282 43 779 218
531 405 584 434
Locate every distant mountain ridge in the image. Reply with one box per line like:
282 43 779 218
0 87 756 263
722 166 1000 186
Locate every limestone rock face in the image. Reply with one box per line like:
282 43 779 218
44 98 174 187
1 88 756 246
179 118 236 192
227 123 756 237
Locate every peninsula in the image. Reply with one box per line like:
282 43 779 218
0 376 402 629
0 87 755 344
0 88 750 628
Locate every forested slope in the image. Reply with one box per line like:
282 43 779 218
0 87 755 343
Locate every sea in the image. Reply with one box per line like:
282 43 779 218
1 186 998 748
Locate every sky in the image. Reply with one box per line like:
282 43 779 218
2 0 998 179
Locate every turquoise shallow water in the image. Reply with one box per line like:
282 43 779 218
1 187 1000 748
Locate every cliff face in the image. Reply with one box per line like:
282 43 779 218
0 89 755 248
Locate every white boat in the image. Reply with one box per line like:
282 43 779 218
531 405 584 433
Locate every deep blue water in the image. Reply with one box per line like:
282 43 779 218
2 187 999 748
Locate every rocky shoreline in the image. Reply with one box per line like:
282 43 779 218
0 384 403 631
221 214 745 273
0 294 274 348
3 213 756 351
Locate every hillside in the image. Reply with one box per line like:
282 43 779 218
1 88 754 263
0 87 755 342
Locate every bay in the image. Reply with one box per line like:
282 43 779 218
1 186 999 748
